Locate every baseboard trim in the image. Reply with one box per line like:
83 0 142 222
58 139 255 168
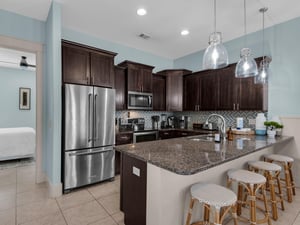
47 177 63 197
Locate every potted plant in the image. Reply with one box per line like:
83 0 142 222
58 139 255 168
264 121 284 138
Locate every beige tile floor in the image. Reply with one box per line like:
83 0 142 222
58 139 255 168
0 162 299 225
0 163 124 225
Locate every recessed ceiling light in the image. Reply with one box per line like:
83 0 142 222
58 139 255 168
181 30 189 36
137 8 147 16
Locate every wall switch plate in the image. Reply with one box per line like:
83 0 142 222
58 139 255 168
248 119 256 125
132 166 140 177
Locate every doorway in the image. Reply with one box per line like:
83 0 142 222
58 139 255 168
0 35 44 184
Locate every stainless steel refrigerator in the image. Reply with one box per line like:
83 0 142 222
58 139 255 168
63 83 115 191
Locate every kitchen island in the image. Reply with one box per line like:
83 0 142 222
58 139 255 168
115 135 294 225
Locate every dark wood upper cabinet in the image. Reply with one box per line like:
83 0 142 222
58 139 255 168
118 61 154 93
114 66 126 110
183 58 268 111
90 52 115 87
62 42 90 85
198 70 218 110
183 73 200 111
217 65 239 110
152 74 166 111
62 40 117 88
183 70 217 111
157 69 192 112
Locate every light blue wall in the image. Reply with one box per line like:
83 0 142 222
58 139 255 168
174 17 300 117
44 2 62 185
62 28 173 72
0 67 36 128
0 9 45 44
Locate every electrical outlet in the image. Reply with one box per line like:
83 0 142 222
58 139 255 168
248 119 256 125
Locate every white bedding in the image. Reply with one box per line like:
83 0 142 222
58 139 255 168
0 127 35 161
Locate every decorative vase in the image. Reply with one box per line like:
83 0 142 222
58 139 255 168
267 129 276 138
276 128 282 136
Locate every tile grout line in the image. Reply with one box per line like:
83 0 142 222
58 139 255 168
55 198 70 225
87 188 120 225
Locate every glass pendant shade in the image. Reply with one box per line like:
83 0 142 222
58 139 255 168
203 32 229 69
235 48 258 78
255 59 269 84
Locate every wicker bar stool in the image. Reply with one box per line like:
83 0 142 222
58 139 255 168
264 154 296 203
185 183 238 225
248 161 285 220
227 169 271 225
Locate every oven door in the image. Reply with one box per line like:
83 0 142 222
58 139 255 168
133 131 158 143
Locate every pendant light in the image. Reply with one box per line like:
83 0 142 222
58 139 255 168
202 0 228 70
235 0 258 78
255 7 270 84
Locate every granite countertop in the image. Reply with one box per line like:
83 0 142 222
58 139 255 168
115 135 294 175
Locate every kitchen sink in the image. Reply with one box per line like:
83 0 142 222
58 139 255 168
187 134 215 142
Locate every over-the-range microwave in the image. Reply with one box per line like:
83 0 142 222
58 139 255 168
128 91 153 110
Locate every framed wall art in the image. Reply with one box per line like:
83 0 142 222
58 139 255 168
19 87 31 110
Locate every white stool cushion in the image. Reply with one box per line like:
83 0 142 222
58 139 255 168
264 154 294 163
248 161 281 172
191 183 237 208
228 169 266 184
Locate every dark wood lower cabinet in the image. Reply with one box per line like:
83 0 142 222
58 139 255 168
121 153 147 225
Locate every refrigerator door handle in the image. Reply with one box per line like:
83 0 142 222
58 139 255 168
69 148 113 157
94 94 98 141
88 93 93 142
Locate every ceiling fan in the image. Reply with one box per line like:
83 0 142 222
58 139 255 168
20 56 36 68
0 56 36 69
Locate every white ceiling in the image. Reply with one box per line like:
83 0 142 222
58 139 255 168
1 0 300 59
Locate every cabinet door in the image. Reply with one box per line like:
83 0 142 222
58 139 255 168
62 44 90 84
199 71 218 110
121 154 147 225
115 66 126 110
127 66 142 92
166 73 183 111
90 52 114 88
238 77 265 110
141 68 153 93
183 74 200 111
218 65 238 110
152 74 166 111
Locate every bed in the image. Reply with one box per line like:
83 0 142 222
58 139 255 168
0 127 35 161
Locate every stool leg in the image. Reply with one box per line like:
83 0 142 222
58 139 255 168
231 204 238 225
275 171 285 210
284 163 293 202
288 162 296 196
214 207 220 225
249 184 257 225
267 172 278 220
203 204 210 223
185 198 195 225
237 183 243 216
261 184 272 225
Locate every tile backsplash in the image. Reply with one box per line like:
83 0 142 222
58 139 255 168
116 110 267 130
115 110 174 129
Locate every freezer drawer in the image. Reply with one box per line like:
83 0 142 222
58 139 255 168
64 147 115 190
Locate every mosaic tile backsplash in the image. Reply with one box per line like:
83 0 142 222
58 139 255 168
116 110 267 130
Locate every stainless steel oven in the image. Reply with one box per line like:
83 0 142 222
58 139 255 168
133 130 158 143
128 91 152 110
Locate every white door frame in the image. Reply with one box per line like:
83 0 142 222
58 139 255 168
0 35 45 183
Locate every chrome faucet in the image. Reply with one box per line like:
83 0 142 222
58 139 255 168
205 113 226 141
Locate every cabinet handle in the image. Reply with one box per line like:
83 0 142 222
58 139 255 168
197 105 200 111
164 132 169 135
181 133 188 135
237 103 239 110
233 103 236 110
195 105 197 111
